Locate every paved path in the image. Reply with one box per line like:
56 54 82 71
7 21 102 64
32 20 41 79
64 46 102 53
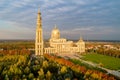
57 53 120 79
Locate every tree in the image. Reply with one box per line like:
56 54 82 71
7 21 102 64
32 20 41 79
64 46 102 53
42 60 48 68
4 74 9 80
24 67 30 75
60 66 67 74
46 70 51 80
35 60 39 65
28 73 34 80
38 68 44 79
28 60 31 66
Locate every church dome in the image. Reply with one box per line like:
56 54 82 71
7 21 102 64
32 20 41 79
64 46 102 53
51 25 60 39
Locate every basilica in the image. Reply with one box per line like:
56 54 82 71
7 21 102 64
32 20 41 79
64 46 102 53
35 10 85 55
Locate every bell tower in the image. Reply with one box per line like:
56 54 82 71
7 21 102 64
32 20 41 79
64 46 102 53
35 9 44 55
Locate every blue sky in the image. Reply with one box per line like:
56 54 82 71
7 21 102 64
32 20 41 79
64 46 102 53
0 0 120 40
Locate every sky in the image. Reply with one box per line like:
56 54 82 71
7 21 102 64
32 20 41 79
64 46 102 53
0 0 120 40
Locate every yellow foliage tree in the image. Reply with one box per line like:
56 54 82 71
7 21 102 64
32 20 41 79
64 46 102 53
42 60 48 68
38 68 44 79
46 70 51 80
60 66 67 74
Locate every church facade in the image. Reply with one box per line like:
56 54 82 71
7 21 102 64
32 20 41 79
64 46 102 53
35 10 85 55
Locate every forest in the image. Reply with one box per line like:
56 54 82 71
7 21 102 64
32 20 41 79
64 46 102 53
0 53 116 80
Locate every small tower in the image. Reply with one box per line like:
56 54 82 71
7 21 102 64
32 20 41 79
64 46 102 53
35 9 44 56
76 36 85 53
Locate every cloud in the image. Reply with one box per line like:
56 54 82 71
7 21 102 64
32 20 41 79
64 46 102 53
0 21 34 39
72 27 93 31
41 0 65 9
59 26 120 40
48 6 77 13
0 0 120 40
11 0 35 8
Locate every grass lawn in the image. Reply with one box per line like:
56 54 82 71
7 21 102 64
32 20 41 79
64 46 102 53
82 53 120 70
69 59 107 73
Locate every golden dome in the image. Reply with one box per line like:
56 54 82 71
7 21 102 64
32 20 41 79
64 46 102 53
51 25 60 39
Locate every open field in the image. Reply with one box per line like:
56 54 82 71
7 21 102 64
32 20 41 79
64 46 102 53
0 40 34 49
82 53 120 70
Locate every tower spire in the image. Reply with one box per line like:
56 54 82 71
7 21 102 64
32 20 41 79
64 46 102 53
79 36 83 42
54 24 57 29
35 8 44 56
38 8 40 14
37 9 42 28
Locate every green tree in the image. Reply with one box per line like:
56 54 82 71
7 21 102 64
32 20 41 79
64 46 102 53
28 73 34 80
35 60 39 65
24 66 30 75
4 74 9 80
28 60 31 66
